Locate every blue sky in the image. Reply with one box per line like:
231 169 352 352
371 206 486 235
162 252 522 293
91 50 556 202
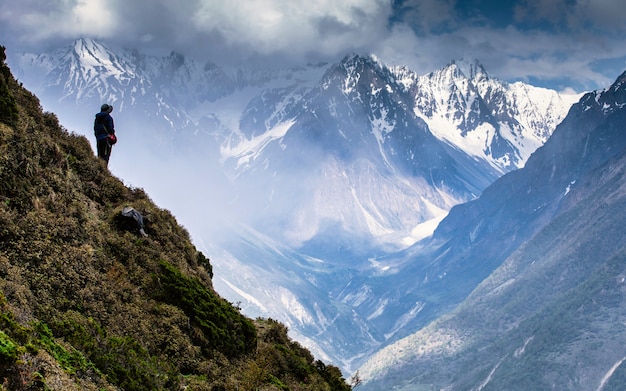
1 0 625 93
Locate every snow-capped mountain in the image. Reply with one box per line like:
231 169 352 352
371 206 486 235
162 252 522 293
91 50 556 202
408 59 572 172
357 70 626 390
218 53 580 250
7 38 582 373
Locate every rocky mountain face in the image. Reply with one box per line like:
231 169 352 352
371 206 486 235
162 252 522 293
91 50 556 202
7 38 581 373
357 71 626 390
225 54 579 249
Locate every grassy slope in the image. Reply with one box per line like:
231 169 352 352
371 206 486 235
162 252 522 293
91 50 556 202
0 46 351 391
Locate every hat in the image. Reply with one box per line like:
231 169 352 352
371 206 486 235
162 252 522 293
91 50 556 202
100 104 113 113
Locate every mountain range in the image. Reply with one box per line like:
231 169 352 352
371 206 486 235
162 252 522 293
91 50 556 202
7 38 585 377
358 69 626 390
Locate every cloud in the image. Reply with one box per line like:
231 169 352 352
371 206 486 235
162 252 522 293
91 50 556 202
192 0 389 45
1 0 625 91
389 0 457 34
185 0 393 62
0 0 113 42
0 0 392 63
515 0 626 33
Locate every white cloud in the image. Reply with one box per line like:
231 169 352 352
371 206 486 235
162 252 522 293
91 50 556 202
70 0 114 34
1 0 625 91
191 0 391 56
0 0 114 42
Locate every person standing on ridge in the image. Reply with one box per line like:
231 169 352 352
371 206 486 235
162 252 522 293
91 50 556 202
93 103 117 165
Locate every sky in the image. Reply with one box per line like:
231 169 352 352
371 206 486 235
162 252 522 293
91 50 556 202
1 0 625 93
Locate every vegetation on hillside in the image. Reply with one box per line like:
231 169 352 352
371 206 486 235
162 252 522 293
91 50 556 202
0 45 351 390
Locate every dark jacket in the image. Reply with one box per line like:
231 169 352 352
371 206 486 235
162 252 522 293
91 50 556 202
94 111 115 140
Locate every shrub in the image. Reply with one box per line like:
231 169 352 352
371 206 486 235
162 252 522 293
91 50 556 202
153 260 257 359
0 329 18 363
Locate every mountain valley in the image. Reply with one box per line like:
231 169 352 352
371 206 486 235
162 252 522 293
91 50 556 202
6 38 598 381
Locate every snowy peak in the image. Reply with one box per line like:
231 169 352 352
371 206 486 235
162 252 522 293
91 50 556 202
221 51 579 256
419 58 489 98
70 37 129 72
407 58 582 172
336 52 383 74
21 38 238 109
579 70 626 116
600 70 626 113
447 58 489 82
318 53 386 99
14 38 154 113
58 38 145 104
223 51 492 253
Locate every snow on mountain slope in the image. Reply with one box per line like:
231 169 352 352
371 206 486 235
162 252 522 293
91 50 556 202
15 39 148 105
205 54 584 373
217 54 581 253
400 59 581 173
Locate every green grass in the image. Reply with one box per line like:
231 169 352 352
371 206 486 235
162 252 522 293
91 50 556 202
0 329 19 362
154 260 257 358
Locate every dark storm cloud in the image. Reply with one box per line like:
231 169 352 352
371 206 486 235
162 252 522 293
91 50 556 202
385 0 626 91
1 0 625 91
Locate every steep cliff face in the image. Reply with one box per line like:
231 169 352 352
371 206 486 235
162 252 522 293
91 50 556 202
0 47 351 391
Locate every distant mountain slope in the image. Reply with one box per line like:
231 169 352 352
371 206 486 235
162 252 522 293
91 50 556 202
0 46 351 391
358 71 626 390
216 53 581 255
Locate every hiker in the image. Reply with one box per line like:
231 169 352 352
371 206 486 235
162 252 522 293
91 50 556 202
93 103 117 165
